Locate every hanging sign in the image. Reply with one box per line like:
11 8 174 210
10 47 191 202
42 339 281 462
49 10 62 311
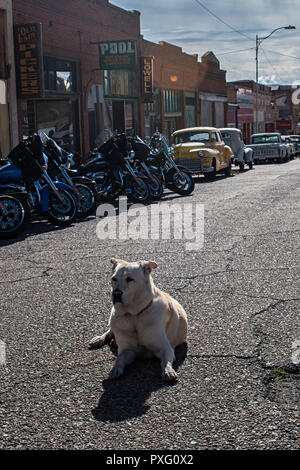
141 56 153 103
14 23 44 99
98 40 136 70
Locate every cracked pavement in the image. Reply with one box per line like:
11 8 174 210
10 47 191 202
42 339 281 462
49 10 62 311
0 160 299 450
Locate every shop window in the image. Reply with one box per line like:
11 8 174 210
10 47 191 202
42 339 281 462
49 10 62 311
104 69 137 98
163 89 182 114
44 56 78 93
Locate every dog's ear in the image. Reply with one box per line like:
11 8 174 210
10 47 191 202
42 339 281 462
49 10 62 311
110 257 123 267
139 260 158 276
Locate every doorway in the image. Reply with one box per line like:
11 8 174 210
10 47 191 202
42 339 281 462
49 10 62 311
112 100 124 133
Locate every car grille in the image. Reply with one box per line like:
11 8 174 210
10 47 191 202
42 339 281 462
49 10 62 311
176 158 202 171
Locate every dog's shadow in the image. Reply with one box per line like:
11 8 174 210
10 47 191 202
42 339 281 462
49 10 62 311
91 342 188 423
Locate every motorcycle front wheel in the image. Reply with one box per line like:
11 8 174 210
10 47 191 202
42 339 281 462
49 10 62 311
0 194 31 239
147 174 164 201
46 189 78 227
166 168 195 195
75 183 98 218
126 175 151 204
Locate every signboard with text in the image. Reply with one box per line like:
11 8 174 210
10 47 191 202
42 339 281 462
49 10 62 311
14 23 44 99
98 40 136 70
141 56 154 103
276 119 291 130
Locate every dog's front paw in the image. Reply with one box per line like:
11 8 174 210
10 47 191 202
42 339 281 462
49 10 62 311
88 335 106 350
162 363 178 382
109 366 124 379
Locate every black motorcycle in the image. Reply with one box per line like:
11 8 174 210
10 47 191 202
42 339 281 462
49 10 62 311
148 132 195 196
75 134 151 204
126 136 164 201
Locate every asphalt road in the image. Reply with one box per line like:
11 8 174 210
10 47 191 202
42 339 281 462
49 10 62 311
0 159 300 451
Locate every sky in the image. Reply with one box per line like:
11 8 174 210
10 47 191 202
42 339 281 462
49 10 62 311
111 0 300 86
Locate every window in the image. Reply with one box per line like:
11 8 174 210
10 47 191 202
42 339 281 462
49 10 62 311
44 56 78 93
173 131 210 145
252 135 279 144
103 70 138 97
163 89 182 114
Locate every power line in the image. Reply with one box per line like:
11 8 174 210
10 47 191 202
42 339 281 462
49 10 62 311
193 0 254 42
260 46 284 83
263 48 300 60
217 47 255 56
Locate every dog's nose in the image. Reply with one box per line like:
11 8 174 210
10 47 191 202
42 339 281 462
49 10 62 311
112 289 123 304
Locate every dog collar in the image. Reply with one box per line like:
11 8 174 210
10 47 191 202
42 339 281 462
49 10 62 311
125 299 153 316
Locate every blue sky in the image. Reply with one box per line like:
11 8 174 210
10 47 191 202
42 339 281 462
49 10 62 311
112 0 300 85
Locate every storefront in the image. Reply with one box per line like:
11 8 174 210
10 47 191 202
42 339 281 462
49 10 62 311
163 88 184 139
185 92 196 128
199 92 227 128
21 55 80 152
103 69 138 139
100 40 139 139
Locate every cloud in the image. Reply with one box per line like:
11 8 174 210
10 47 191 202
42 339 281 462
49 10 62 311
112 0 300 84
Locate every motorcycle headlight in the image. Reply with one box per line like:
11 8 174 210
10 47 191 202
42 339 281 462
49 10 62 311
198 150 205 157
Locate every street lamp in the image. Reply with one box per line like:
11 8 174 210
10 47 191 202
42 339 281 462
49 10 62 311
255 25 296 133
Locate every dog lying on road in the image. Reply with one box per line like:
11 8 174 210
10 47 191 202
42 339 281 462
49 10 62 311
89 258 188 381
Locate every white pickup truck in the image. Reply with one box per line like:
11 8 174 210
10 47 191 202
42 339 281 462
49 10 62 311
248 133 289 163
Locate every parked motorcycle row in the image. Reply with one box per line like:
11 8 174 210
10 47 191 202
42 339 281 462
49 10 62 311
0 131 194 239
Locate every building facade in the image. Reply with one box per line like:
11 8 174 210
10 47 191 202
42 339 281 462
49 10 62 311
0 0 18 158
140 42 228 141
228 80 277 142
12 0 142 155
10 0 229 155
270 85 300 134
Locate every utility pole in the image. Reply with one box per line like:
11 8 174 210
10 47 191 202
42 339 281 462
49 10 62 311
255 26 295 134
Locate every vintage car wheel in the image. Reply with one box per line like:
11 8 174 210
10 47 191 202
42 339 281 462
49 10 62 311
204 159 216 179
248 162 253 169
224 162 232 177
239 162 245 171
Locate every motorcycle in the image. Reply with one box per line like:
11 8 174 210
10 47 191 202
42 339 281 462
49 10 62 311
73 134 151 204
126 136 164 201
0 135 78 239
41 133 98 219
148 132 195 196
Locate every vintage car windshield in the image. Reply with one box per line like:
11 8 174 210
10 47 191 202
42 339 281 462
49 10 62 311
290 136 300 142
173 131 210 145
252 135 279 144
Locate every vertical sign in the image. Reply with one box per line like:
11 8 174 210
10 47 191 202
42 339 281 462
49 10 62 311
141 56 153 103
14 23 44 99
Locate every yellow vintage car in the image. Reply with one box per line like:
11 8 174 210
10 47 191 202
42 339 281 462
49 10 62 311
171 127 234 179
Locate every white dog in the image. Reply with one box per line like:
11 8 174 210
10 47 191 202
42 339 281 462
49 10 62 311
89 258 188 381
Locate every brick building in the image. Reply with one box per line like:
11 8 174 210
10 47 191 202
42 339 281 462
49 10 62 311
270 85 300 134
141 40 199 139
228 80 275 142
141 41 228 140
11 0 228 155
12 0 142 155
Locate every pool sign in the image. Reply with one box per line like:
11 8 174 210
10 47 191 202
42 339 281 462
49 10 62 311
99 40 136 70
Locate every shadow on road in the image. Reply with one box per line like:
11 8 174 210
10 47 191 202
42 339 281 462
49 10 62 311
91 342 188 423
